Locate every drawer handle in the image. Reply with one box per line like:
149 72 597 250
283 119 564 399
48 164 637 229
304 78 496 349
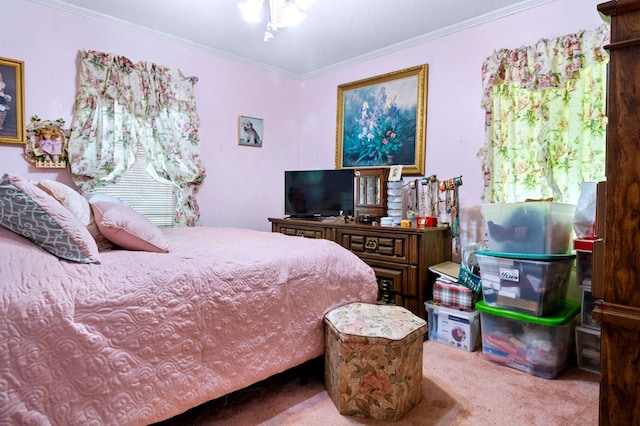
296 230 305 237
365 237 378 250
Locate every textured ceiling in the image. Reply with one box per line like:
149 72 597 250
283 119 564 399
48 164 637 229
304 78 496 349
31 0 553 79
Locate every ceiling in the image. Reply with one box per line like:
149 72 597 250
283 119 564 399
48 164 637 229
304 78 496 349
32 0 553 79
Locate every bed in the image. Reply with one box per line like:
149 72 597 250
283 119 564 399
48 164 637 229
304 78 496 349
0 174 378 425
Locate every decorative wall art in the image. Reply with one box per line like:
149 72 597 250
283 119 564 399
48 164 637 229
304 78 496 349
336 64 428 175
24 116 71 168
0 57 25 144
238 115 263 147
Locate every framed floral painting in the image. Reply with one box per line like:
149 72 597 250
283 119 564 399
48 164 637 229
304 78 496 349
0 57 25 144
335 64 428 175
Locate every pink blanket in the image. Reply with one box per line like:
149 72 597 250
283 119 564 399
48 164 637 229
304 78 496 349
0 226 377 425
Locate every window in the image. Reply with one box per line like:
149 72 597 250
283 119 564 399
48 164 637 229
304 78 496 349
89 144 177 227
480 24 609 205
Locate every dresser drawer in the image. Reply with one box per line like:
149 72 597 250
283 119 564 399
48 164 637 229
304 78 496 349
274 224 325 239
337 229 417 264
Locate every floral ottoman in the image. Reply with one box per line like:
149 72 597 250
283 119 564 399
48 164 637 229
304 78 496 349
323 302 427 421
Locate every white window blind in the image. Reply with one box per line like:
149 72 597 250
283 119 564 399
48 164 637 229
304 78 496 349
90 144 177 227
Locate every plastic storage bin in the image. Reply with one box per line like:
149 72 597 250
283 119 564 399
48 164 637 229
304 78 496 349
476 300 580 379
576 250 593 288
482 202 575 254
576 325 601 374
424 301 481 352
477 251 575 316
581 288 601 329
574 238 599 288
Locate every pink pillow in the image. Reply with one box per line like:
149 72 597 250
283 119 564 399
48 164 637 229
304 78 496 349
90 201 169 253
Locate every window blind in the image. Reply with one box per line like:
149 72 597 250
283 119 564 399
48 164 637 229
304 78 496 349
90 144 177 227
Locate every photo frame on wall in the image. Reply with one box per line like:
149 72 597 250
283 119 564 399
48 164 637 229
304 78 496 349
335 64 428 176
0 57 25 144
238 115 263 147
25 116 70 169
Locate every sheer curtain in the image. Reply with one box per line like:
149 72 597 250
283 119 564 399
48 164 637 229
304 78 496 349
479 24 609 204
67 50 206 226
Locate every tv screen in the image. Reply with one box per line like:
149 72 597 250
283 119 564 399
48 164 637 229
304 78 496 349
284 169 354 218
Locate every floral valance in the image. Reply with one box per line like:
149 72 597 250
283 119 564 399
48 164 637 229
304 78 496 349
81 50 199 117
481 23 610 110
68 50 206 226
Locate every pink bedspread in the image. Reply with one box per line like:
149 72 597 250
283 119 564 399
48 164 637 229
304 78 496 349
0 226 377 425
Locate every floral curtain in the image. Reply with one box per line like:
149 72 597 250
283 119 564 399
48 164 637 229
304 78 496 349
479 24 609 204
67 50 206 226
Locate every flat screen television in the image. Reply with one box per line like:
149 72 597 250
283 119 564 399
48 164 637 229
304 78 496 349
284 169 354 218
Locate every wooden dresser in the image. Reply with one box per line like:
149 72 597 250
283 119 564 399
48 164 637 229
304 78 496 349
269 217 452 319
594 1 640 424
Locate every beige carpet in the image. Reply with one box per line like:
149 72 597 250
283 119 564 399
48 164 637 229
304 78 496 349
158 341 599 425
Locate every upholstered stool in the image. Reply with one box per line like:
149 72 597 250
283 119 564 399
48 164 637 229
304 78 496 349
324 302 427 421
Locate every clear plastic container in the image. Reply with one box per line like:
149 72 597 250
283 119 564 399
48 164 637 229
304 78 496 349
477 251 575 316
482 202 575 254
476 300 579 379
575 325 601 374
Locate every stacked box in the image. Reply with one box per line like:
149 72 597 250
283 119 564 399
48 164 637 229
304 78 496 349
433 279 481 311
581 288 601 329
476 300 580 379
576 325 601 374
481 202 576 255
424 301 481 352
429 261 481 311
479 203 578 379
575 249 593 288
573 238 601 373
477 251 574 317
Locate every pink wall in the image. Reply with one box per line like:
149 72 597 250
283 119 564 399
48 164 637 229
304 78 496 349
2 0 301 231
300 0 605 250
2 0 605 236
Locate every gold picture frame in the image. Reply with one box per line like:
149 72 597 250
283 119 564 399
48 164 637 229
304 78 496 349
0 57 25 144
336 64 428 176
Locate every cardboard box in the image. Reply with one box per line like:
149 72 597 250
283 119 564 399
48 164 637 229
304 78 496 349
433 279 481 311
430 261 481 311
424 301 481 352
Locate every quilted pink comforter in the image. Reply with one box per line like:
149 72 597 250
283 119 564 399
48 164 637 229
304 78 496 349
0 226 377 425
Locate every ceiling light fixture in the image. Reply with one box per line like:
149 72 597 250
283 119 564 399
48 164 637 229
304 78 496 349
239 0 314 41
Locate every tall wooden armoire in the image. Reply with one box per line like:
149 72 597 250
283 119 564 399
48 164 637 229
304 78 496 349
594 1 640 424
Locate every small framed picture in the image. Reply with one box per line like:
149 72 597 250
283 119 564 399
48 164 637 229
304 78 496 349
389 165 403 181
0 57 25 144
25 116 70 168
238 115 263 147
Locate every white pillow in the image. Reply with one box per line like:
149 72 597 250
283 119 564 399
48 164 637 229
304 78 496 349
37 179 91 225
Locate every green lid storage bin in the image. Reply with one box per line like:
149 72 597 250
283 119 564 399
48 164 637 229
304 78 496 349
477 251 575 317
476 300 580 379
